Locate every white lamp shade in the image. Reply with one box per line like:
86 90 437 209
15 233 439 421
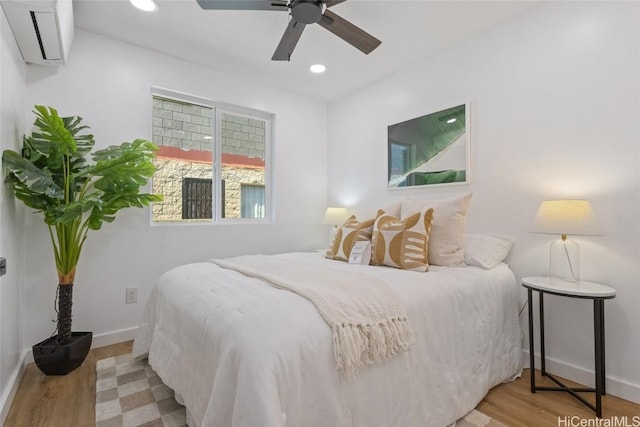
531 200 601 236
322 207 350 226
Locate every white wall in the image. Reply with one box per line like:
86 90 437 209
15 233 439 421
327 2 640 402
0 6 26 422
23 30 328 350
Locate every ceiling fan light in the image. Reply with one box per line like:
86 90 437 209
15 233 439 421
291 0 323 24
310 64 326 73
130 0 158 12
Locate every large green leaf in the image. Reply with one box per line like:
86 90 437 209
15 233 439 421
55 199 98 224
29 106 78 156
91 139 157 163
62 115 94 156
85 193 160 231
2 150 64 200
88 140 157 192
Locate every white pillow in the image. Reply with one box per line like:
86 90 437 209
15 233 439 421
401 193 472 266
464 234 515 269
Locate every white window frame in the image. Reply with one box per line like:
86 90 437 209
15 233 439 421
150 87 274 225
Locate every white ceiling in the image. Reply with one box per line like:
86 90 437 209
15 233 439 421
73 0 538 102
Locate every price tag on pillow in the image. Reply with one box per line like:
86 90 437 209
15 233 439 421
349 241 371 265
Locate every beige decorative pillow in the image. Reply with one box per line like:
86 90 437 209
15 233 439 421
325 215 375 262
400 193 472 267
355 200 403 220
371 209 434 272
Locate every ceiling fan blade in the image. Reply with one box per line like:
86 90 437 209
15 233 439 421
272 19 307 61
318 9 381 54
196 0 288 11
324 0 346 7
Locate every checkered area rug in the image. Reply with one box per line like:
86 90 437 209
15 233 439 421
95 353 504 427
95 353 186 427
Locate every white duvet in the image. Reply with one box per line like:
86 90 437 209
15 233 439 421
133 252 522 427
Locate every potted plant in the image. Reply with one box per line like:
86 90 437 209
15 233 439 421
2 106 161 375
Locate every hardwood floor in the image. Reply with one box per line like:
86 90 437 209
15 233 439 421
4 341 640 426
477 369 640 426
4 341 132 427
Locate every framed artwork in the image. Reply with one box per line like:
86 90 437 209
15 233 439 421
388 103 469 189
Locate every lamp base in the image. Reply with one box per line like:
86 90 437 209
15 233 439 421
549 238 580 282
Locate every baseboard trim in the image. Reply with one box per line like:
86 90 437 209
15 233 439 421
91 327 138 349
522 350 640 405
0 349 29 426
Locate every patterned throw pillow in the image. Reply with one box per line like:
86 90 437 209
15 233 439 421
371 209 434 272
326 215 375 262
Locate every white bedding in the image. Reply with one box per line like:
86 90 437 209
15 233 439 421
133 252 522 427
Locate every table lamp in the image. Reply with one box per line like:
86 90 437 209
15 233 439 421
531 200 601 282
322 207 350 247
322 207 350 229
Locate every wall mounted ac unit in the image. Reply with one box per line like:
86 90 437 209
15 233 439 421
1 0 74 65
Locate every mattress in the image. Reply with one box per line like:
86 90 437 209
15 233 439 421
133 252 522 427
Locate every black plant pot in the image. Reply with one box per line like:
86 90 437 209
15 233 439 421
32 331 93 375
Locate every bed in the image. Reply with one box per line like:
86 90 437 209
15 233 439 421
133 251 522 427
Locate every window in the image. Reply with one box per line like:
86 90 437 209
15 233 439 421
151 90 272 224
241 184 265 218
182 178 212 219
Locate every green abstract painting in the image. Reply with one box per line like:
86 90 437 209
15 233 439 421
388 104 469 188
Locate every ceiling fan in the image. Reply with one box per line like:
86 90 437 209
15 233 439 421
196 0 382 61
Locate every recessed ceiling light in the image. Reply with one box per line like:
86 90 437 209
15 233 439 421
130 0 158 12
310 64 326 74
446 118 457 124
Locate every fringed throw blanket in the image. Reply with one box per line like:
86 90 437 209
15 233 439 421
211 254 414 382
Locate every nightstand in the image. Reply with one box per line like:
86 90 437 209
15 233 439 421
522 276 616 418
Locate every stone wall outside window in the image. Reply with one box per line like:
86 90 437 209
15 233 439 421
152 158 264 222
151 96 267 222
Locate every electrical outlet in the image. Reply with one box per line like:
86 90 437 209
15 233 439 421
126 288 138 304
0 257 6 277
